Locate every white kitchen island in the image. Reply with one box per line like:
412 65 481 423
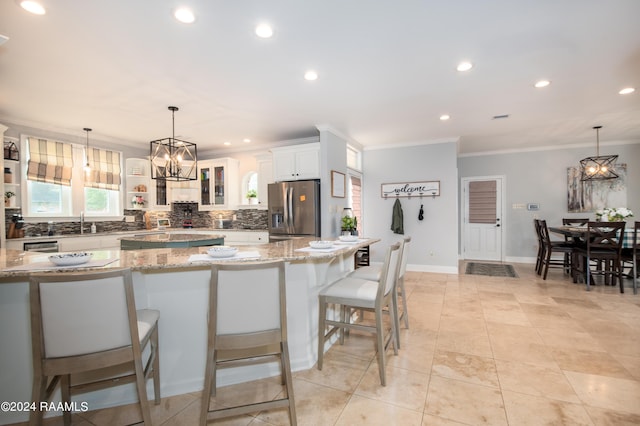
0 237 377 424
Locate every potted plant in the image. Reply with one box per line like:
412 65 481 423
341 215 358 235
4 191 15 207
246 189 258 205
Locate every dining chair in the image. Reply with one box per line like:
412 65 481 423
200 260 296 425
562 218 589 271
621 221 639 294
573 221 626 291
318 241 401 386
349 236 411 348
29 268 160 426
539 220 575 280
533 219 544 275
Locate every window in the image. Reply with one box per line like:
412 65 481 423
24 136 122 218
347 144 361 172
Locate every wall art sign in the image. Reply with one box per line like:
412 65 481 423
331 170 345 198
381 181 440 198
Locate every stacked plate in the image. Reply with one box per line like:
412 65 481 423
338 235 358 242
309 240 334 249
207 246 238 258
49 252 92 266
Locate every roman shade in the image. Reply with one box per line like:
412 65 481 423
27 138 74 186
468 180 497 224
85 147 121 191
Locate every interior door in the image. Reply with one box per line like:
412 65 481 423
463 177 504 261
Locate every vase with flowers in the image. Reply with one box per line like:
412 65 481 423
595 207 634 222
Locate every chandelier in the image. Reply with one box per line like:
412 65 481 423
150 106 197 181
579 126 618 181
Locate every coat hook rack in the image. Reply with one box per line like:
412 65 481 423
380 181 441 199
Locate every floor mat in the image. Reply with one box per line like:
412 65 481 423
465 262 518 278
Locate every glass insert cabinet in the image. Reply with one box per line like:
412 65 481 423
198 158 239 210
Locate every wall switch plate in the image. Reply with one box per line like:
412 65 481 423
125 215 135 222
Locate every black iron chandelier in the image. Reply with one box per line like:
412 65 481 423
150 106 197 181
579 126 618 181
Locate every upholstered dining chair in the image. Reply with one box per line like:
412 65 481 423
318 241 401 386
349 236 411 348
573 221 626 291
200 260 296 425
29 268 160 426
621 221 639 294
539 220 575 280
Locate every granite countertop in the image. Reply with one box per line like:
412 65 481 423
118 233 225 243
0 237 379 279
7 227 268 242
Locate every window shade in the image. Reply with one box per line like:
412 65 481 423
85 148 121 191
27 138 74 186
468 181 497 224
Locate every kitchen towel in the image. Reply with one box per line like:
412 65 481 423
391 198 404 234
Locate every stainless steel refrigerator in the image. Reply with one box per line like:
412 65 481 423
268 180 321 240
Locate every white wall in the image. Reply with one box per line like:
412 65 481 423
458 141 640 262
319 128 349 238
363 142 459 273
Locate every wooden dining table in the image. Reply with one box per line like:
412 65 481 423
549 225 637 249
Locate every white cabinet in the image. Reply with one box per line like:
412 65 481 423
3 157 21 209
125 158 150 210
257 155 273 207
271 143 320 181
198 158 239 210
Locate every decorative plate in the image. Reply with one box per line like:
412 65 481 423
338 235 358 242
207 246 238 258
309 240 334 249
49 252 93 266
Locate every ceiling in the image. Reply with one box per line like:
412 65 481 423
1 0 639 156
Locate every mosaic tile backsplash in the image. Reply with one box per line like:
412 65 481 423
6 205 268 238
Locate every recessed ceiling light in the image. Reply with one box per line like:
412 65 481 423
223 141 231 146
534 80 551 88
440 115 450 121
255 24 273 38
174 7 195 24
619 87 635 95
304 70 318 81
18 1 46 15
456 61 473 72
243 138 251 143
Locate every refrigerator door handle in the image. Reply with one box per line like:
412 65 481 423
282 186 289 234
288 187 294 234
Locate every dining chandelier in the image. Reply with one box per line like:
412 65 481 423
150 106 197 181
579 126 618 181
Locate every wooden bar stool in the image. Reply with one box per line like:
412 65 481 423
200 260 296 425
29 268 160 426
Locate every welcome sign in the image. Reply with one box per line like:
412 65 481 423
381 181 440 198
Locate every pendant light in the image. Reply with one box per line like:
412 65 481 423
150 106 197 181
83 127 92 173
579 126 619 181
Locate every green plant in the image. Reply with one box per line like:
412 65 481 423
341 215 356 231
246 189 257 198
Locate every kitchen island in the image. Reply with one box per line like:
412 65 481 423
118 232 225 249
0 237 378 424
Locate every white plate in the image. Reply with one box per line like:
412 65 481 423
309 240 334 249
338 235 358 242
49 252 92 266
207 246 238 258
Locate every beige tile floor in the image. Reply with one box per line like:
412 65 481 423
17 262 640 425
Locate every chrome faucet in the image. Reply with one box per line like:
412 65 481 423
80 211 85 234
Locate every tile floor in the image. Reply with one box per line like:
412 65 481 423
17 262 640 425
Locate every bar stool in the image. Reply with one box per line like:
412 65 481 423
318 241 401 386
349 236 411 348
29 268 160 426
200 260 296 425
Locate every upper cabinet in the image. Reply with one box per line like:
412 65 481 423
199 158 239 210
271 143 320 181
3 137 21 210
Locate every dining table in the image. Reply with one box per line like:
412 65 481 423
549 225 637 249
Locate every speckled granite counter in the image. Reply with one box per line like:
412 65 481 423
0 237 379 424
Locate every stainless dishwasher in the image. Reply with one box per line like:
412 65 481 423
23 241 59 253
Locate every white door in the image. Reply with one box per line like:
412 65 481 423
462 177 504 261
